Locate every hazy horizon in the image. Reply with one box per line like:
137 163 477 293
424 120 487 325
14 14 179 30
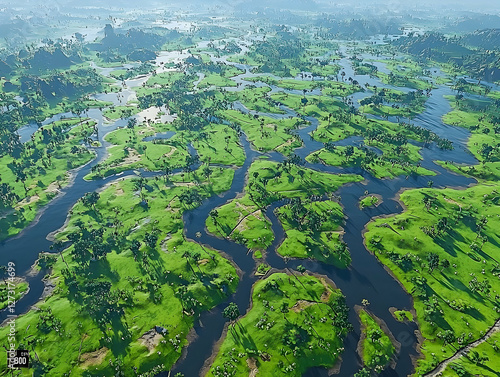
0 0 499 13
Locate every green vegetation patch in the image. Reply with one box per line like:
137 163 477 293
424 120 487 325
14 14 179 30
365 184 500 374
276 200 351 267
103 105 140 120
207 273 351 377
358 309 396 373
441 98 500 181
0 171 239 376
206 159 362 252
307 144 435 179
441 331 500 377
0 118 96 241
194 123 245 166
393 310 413 322
0 279 29 310
360 195 380 209
220 110 304 154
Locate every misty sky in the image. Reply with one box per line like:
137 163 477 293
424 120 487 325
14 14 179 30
0 0 499 13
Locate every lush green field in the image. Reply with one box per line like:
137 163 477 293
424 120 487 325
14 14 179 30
225 86 286 114
206 273 351 377
206 159 362 261
270 92 450 150
0 280 29 310
0 169 239 376
307 144 435 179
86 121 245 180
376 71 435 91
276 200 350 267
360 195 380 209
0 118 96 241
206 193 274 251
193 123 246 166
219 109 303 154
441 98 500 181
441 331 500 377
365 184 500 375
102 105 140 120
358 309 396 373
244 76 357 95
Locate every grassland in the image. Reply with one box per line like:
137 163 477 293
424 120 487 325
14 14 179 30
358 309 396 373
270 92 447 150
219 109 304 154
276 200 350 267
360 195 380 209
440 331 500 377
365 184 500 375
307 144 435 179
244 76 358 95
0 280 29 310
440 97 500 181
0 168 239 376
376 71 435 91
86 121 245 180
206 159 362 262
0 118 96 241
224 86 286 114
102 105 140 120
206 273 351 377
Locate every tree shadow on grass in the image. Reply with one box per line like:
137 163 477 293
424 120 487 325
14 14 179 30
442 276 486 305
473 363 500 376
434 234 460 258
87 258 120 283
232 324 258 351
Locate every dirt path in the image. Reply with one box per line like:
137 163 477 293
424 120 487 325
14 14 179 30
423 318 500 376
228 207 262 236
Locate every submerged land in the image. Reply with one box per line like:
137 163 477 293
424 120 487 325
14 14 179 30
0 2 500 377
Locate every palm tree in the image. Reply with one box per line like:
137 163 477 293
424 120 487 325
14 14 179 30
280 302 290 322
50 240 69 270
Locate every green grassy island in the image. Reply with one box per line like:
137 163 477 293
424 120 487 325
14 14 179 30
206 273 351 377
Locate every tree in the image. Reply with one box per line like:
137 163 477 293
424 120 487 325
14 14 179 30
427 253 440 274
280 302 289 321
50 240 69 270
203 166 213 182
127 117 137 129
344 145 355 162
144 232 158 249
437 329 456 346
0 182 19 207
368 328 382 343
440 259 450 271
354 368 370 377
209 209 219 225
162 161 172 183
222 302 240 329
81 192 99 211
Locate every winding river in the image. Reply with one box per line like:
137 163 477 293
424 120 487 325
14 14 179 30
1 35 480 377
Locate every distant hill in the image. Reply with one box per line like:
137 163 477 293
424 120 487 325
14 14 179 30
443 14 500 33
462 29 500 50
393 31 500 82
316 17 402 39
88 24 178 62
